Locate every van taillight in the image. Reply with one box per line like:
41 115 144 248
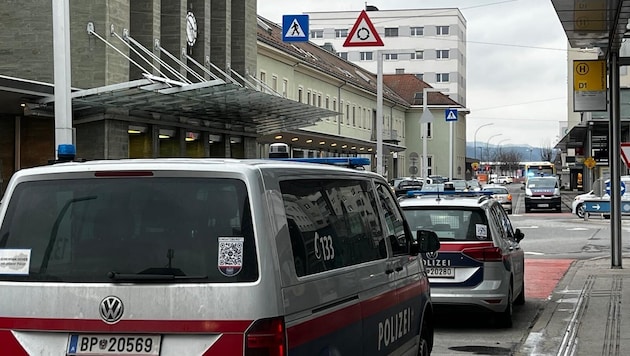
462 246 503 262
245 317 287 356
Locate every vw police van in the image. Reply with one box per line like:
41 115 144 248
0 151 439 356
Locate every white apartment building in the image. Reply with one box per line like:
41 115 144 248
306 7 467 106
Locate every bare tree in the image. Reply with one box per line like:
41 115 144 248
495 148 523 174
540 141 554 161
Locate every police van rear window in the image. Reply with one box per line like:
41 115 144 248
0 178 257 283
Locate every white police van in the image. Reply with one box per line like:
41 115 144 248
0 146 439 356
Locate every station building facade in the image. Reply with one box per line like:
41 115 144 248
0 0 468 195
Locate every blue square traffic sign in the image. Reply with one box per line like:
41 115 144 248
445 108 458 121
282 15 309 42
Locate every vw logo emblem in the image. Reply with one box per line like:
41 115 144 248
425 251 439 260
100 296 124 324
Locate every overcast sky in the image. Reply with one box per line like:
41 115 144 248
257 0 569 147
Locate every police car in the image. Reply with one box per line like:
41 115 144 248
398 191 525 327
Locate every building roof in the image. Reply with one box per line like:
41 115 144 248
383 74 461 107
257 16 410 107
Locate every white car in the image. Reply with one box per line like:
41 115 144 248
571 190 598 218
496 176 513 184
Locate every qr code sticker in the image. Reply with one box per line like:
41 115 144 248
218 237 244 277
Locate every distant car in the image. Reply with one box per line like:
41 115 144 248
524 176 561 213
399 191 525 327
496 176 513 184
483 184 513 214
467 179 483 191
450 179 469 191
421 183 445 192
571 190 597 218
394 179 423 197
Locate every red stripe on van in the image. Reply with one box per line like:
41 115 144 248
436 242 494 252
287 302 362 348
0 317 252 333
397 277 430 302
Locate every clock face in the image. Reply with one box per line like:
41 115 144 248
186 11 197 47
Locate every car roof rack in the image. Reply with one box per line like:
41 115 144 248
271 157 370 169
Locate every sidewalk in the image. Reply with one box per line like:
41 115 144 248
516 256 630 355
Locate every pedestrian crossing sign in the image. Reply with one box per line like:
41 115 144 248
282 15 309 42
445 108 458 121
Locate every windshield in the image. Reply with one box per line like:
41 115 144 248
0 177 256 283
527 178 557 189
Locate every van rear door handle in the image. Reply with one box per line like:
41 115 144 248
395 266 403 272
385 268 395 274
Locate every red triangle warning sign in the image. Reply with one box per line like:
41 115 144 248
343 10 384 47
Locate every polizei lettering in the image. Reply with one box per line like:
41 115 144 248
378 307 412 350
423 259 451 267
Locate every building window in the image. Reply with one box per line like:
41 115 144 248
436 50 450 59
384 28 399 37
272 76 278 91
395 68 405 74
325 96 330 109
427 155 433 175
352 106 356 126
415 73 424 81
260 71 266 84
338 52 348 60
310 29 323 39
411 50 424 60
436 73 450 82
410 26 424 36
346 104 350 125
282 79 288 97
333 99 337 111
335 29 348 38
307 91 311 105
360 52 373 61
384 53 398 60
437 26 449 35
317 94 322 107
298 87 303 103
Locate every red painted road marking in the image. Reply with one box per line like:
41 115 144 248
525 259 574 300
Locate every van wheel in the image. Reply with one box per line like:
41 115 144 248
417 338 429 356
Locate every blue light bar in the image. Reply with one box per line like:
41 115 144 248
405 190 493 198
57 144 76 161
274 157 370 168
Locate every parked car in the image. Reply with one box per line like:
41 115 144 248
571 190 598 218
450 179 470 192
483 184 513 214
571 176 630 218
496 176 513 184
399 191 525 327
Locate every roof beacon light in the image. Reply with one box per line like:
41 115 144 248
405 190 494 198
57 144 76 162
274 157 370 169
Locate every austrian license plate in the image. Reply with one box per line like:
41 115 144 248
426 267 454 278
538 203 549 208
67 334 161 355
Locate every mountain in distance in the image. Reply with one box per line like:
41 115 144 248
465 143 554 162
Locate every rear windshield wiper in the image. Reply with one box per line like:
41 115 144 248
107 271 208 282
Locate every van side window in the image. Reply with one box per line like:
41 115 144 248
280 179 385 277
375 183 409 255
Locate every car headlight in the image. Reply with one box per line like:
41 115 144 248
525 188 532 197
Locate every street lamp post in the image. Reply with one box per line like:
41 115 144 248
473 123 493 160
420 88 447 181
485 133 502 163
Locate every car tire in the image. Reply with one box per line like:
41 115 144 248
525 206 531 213
576 203 585 218
417 337 430 356
507 209 513 215
498 284 513 328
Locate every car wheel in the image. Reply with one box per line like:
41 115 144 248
507 209 513 215
498 284 513 328
576 203 585 218
417 337 429 356
525 206 531 213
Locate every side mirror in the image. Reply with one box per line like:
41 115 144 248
515 228 525 243
411 229 440 254
520 183 525 190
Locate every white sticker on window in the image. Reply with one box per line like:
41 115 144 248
0 249 31 275
476 224 488 239
218 237 244 277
